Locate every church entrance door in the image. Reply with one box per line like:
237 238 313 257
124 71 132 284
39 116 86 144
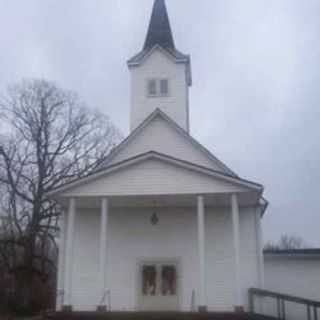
138 260 179 311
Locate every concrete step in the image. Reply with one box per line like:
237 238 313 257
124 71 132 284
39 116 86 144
45 311 277 320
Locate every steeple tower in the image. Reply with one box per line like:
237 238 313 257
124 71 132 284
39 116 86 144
128 0 192 132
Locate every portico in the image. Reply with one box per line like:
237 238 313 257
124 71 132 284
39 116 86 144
56 184 261 312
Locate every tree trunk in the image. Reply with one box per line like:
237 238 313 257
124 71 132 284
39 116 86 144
16 235 37 312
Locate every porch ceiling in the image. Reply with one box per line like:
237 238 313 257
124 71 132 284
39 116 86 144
59 192 260 209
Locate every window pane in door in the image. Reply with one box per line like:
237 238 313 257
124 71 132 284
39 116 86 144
161 265 176 296
142 265 157 296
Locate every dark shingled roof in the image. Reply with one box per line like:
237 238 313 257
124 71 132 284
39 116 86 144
144 0 175 50
264 248 320 256
128 0 190 67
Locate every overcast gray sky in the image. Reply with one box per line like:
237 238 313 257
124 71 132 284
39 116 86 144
1 0 320 245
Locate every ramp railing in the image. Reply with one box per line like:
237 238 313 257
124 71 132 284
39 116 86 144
249 288 320 320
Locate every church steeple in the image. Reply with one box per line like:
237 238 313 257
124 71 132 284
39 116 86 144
128 0 192 133
144 0 175 50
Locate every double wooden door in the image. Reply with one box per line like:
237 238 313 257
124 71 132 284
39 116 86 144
138 261 179 311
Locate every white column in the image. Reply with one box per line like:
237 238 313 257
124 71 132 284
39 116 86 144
231 194 242 310
98 198 109 308
64 198 76 308
57 210 66 310
255 208 265 313
255 209 265 289
197 195 207 311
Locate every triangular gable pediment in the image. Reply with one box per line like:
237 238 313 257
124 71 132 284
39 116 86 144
50 152 261 199
100 109 236 176
128 45 189 66
128 46 192 86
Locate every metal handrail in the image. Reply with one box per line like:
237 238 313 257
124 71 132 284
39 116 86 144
249 288 320 320
56 289 64 309
99 289 111 311
190 289 196 312
107 289 111 311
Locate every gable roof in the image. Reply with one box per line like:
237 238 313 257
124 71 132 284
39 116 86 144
144 0 174 51
98 108 237 177
48 151 263 198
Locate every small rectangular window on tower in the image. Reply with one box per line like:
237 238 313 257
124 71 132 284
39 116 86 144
147 79 157 96
160 79 169 96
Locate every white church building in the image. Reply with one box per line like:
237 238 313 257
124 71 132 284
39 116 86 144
49 0 268 313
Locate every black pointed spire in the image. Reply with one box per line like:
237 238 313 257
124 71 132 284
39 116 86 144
143 0 175 50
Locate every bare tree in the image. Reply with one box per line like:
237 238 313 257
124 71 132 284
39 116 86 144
264 234 306 251
0 79 121 312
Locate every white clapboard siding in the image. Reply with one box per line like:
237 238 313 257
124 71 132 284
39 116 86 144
67 206 259 311
130 48 189 132
108 115 225 173
264 256 320 320
64 158 250 197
